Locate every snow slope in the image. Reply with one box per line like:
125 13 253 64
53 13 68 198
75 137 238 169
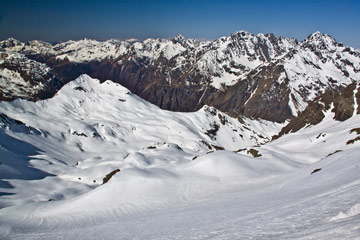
0 74 281 206
0 75 359 239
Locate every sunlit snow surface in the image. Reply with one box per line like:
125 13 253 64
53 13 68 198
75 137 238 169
0 75 359 239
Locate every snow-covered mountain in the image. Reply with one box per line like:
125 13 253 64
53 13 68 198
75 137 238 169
1 31 359 122
0 75 359 239
0 74 283 205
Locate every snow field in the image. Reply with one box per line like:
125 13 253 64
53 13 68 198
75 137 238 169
0 75 359 239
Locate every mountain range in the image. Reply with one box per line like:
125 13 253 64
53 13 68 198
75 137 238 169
1 31 359 122
0 31 360 239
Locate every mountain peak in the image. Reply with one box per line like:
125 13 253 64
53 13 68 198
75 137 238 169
172 34 185 41
0 38 24 48
307 31 334 40
303 31 337 50
3 37 21 42
171 34 186 45
230 30 255 39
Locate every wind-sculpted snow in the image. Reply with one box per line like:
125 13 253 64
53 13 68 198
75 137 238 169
0 75 359 239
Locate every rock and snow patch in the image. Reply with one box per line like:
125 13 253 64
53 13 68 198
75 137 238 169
0 52 57 99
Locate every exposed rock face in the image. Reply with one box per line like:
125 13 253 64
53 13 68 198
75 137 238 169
333 83 357 121
1 31 359 122
206 63 293 122
273 82 360 139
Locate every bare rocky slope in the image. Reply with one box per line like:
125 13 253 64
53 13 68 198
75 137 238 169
1 31 359 122
273 82 360 139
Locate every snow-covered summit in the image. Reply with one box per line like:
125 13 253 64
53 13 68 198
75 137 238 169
302 31 338 50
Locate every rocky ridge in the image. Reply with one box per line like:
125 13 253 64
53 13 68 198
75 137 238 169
1 31 359 122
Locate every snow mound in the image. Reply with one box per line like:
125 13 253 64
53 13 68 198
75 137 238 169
330 203 360 222
186 151 293 180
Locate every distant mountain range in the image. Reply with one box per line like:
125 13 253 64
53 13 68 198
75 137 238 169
1 31 359 122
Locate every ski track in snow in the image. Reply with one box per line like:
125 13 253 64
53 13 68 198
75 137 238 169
0 75 360 240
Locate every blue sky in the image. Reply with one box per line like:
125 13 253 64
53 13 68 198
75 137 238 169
1 0 359 48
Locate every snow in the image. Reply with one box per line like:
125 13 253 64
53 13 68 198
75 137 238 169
0 74 359 239
132 38 187 61
353 83 359 116
54 39 129 63
330 203 360 222
288 92 300 116
210 72 240 89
